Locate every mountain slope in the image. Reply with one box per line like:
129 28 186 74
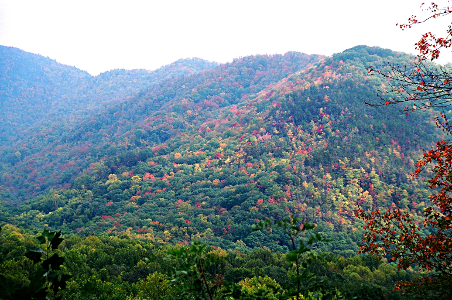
0 45 91 142
0 45 218 145
0 51 323 200
1 46 442 254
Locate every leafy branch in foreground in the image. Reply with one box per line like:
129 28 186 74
0 228 70 300
366 1 452 112
366 61 452 111
397 1 452 61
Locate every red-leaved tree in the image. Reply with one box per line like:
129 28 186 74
366 1 452 111
356 114 452 298
358 1 452 298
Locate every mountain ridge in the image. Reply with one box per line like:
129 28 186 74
0 45 442 254
0 45 219 145
0 49 324 201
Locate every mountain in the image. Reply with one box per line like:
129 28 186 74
0 45 218 145
0 45 90 142
0 45 441 255
0 50 323 200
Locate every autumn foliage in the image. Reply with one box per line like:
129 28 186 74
366 1 452 111
397 1 452 61
358 2 452 297
356 114 452 297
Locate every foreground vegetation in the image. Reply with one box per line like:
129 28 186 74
0 224 416 300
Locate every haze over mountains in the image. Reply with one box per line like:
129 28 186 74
0 45 441 253
0 45 219 144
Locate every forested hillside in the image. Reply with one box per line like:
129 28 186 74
0 46 441 254
0 50 323 201
0 45 218 145
0 44 447 299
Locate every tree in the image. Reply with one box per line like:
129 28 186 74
167 241 221 300
134 273 174 300
366 1 452 111
356 117 452 298
358 1 452 298
252 216 341 300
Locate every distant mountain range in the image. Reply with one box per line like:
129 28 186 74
0 45 441 252
0 45 218 144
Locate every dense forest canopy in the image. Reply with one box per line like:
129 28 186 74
0 45 218 145
0 45 443 250
0 44 449 299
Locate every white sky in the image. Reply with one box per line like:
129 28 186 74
1 0 452 75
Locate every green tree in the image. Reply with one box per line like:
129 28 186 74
134 272 174 300
253 216 340 300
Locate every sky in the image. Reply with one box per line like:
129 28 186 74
1 0 452 76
